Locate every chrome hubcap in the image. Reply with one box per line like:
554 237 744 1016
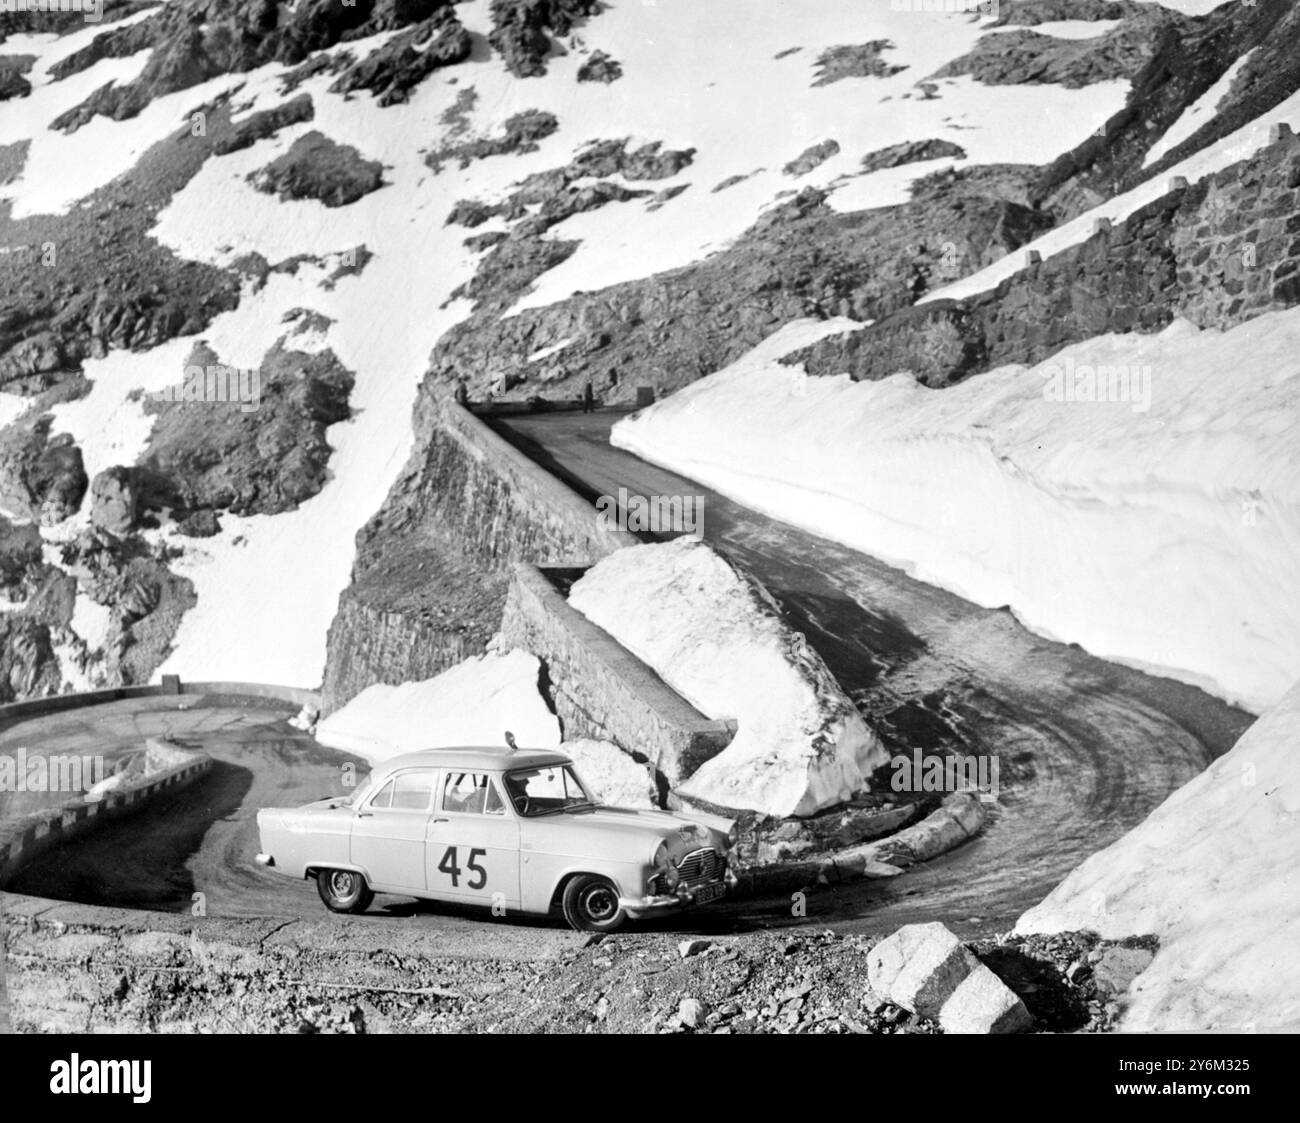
583 885 616 920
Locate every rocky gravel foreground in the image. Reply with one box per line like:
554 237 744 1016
4 910 1154 1034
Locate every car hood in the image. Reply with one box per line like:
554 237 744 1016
523 805 729 862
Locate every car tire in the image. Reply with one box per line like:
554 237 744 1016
561 874 626 933
316 868 374 914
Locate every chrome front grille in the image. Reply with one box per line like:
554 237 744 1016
676 847 723 887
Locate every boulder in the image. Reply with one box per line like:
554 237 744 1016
867 922 1031 1034
939 965 1035 1035
90 466 138 536
1091 944 1156 997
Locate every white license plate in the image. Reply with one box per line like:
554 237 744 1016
693 882 725 904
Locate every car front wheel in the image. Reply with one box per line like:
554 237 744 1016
561 874 626 933
316 868 374 914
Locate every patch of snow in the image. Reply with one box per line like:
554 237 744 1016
71 593 114 654
1016 676 1300 1032
613 312 1300 714
567 537 887 817
527 337 574 363
314 650 562 764
0 391 30 430
562 738 656 809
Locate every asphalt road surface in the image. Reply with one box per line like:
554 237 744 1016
0 410 1255 943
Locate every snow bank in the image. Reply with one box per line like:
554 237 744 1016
562 738 657 810
1015 677 1300 1032
567 538 887 817
314 650 561 763
613 313 1300 713
312 654 657 807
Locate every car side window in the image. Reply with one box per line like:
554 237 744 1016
390 770 436 811
442 771 503 816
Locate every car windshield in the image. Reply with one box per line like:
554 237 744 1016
503 764 593 816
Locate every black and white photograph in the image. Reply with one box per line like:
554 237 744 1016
0 0 1293 1085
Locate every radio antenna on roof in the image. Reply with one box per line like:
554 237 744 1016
505 731 518 751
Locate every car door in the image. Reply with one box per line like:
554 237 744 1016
349 768 438 892
426 771 522 910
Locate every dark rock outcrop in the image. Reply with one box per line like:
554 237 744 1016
488 0 601 78
0 99 248 395
812 41 905 86
0 416 87 525
248 130 385 206
50 0 463 131
860 139 966 174
0 616 60 703
89 466 139 537
329 10 472 105
213 93 314 156
57 529 197 688
788 129 1300 385
577 50 622 84
929 7 1187 89
0 55 33 101
784 139 840 177
426 109 559 173
429 165 1050 401
136 339 354 518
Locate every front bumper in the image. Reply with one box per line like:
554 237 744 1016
620 869 738 919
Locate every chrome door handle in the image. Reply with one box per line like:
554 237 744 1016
430 817 449 823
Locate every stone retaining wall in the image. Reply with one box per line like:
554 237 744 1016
321 393 640 712
497 563 734 786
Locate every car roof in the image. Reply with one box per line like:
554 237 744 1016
373 746 573 774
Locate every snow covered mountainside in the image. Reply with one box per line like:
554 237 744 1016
4 0 1291 702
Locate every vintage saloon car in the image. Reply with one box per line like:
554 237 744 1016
255 745 738 931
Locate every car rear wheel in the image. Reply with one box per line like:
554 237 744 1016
562 874 626 933
316 868 374 914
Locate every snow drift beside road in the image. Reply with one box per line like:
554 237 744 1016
567 538 888 817
1015 677 1300 1033
313 651 656 807
314 650 562 762
613 313 1300 714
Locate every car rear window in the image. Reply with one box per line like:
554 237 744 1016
391 770 436 811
